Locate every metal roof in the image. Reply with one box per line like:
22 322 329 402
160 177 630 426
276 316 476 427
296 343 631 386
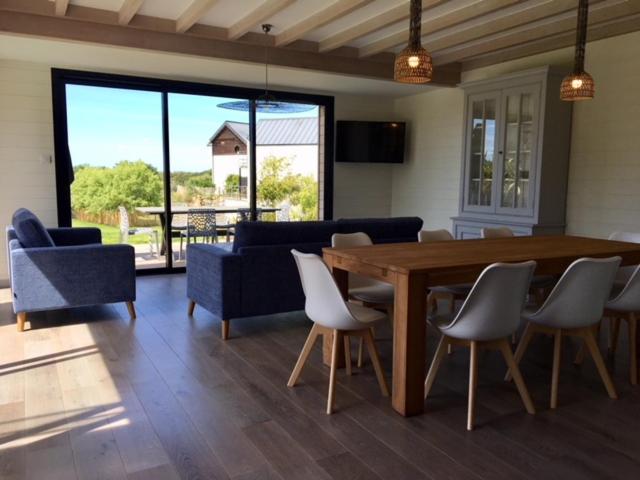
208 117 318 146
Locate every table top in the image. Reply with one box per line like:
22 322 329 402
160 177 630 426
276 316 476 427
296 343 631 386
136 206 279 215
323 235 640 277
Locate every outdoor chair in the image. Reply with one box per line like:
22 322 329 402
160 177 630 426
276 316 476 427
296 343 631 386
179 208 218 260
118 206 159 257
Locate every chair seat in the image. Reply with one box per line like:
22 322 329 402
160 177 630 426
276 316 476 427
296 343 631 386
349 284 394 305
430 284 472 296
129 227 155 235
346 302 388 328
427 313 455 331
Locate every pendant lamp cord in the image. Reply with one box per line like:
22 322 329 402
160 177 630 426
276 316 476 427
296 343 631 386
574 0 588 74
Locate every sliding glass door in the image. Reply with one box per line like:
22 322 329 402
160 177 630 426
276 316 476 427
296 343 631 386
53 69 334 273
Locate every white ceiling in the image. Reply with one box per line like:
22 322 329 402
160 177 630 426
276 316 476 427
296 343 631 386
0 33 436 97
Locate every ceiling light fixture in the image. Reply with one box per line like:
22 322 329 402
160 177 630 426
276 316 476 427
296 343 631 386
560 0 595 101
394 0 432 84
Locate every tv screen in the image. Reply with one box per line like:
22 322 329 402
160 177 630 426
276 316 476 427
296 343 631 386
335 121 406 163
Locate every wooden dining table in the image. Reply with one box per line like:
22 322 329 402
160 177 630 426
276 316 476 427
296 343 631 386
322 235 640 417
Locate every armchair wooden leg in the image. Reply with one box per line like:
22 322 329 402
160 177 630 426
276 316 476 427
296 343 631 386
17 312 26 332
221 320 230 340
364 329 389 397
327 329 341 414
467 341 479 431
288 324 320 387
424 335 447 398
550 328 562 409
126 302 136 320
187 300 196 316
583 328 618 399
505 323 534 381
629 314 637 385
343 335 352 376
498 339 535 415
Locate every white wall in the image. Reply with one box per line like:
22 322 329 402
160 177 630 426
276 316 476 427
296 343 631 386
391 30 640 239
0 60 57 286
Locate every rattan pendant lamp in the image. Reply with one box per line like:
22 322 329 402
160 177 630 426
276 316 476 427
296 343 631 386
394 0 432 84
560 0 595 101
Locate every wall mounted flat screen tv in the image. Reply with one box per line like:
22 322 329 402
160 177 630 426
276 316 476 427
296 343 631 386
335 121 406 163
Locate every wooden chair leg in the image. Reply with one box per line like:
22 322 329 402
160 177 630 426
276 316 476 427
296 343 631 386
17 312 26 332
126 301 136 320
505 323 534 381
288 324 320 387
609 317 621 354
343 335 352 376
187 300 196 316
583 328 618 399
498 339 535 414
357 337 364 368
327 329 341 414
629 314 637 385
424 335 448 398
550 328 562 409
467 340 479 431
221 319 230 340
364 329 389 396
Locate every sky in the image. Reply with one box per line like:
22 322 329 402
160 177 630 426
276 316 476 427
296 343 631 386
66 84 318 173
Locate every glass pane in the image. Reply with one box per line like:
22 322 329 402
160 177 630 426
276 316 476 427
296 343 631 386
481 99 495 206
67 85 165 270
468 100 484 206
256 104 320 221
521 93 533 122
168 94 250 267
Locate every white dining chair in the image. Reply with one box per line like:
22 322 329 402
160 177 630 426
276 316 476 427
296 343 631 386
288 250 390 414
424 261 537 430
481 226 515 239
418 229 454 243
506 257 621 408
332 232 394 367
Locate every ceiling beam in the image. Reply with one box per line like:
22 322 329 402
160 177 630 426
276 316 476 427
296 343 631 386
275 0 373 47
52 0 68 17
432 0 638 65
462 11 640 70
358 0 521 58
318 0 446 53
0 8 461 86
227 0 296 40
176 0 220 34
118 0 145 26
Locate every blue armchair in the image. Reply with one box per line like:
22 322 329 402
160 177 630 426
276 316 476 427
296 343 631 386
7 209 136 331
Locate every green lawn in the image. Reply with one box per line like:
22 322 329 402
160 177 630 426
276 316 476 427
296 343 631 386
73 220 161 245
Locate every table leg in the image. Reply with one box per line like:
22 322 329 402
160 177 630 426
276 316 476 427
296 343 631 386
159 213 168 257
323 265 348 367
392 273 427 416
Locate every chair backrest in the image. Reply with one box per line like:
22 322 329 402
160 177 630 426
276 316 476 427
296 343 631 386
531 257 621 328
331 232 377 289
276 203 291 222
481 226 514 239
291 250 358 330
118 206 129 232
418 229 454 243
444 261 536 341
187 209 217 235
607 265 640 312
237 208 263 222
609 231 640 285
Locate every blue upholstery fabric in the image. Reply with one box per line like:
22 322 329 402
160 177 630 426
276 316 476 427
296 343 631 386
48 227 102 246
7 226 135 315
11 208 54 248
188 217 423 325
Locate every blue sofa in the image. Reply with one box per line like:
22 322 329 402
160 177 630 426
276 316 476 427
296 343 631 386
186 217 423 338
7 209 136 331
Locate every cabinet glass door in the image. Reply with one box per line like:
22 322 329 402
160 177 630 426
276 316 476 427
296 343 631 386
465 93 499 210
498 86 539 213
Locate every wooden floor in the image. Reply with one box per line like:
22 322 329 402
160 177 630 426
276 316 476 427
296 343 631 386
1 275 640 480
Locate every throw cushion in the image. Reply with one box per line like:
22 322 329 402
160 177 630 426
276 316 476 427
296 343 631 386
11 208 55 248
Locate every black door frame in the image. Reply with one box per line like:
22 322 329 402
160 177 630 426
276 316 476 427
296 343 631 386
51 68 334 275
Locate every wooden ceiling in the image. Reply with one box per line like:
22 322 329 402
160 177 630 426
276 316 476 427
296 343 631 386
1 0 639 87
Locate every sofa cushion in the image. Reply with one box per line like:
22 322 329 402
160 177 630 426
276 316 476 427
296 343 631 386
232 220 338 252
11 208 55 248
337 217 423 242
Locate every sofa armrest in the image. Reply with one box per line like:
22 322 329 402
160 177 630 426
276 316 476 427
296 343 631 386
186 243 242 320
47 227 102 246
10 244 135 313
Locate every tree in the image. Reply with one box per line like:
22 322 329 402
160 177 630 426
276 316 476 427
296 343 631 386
225 174 240 193
71 160 163 214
